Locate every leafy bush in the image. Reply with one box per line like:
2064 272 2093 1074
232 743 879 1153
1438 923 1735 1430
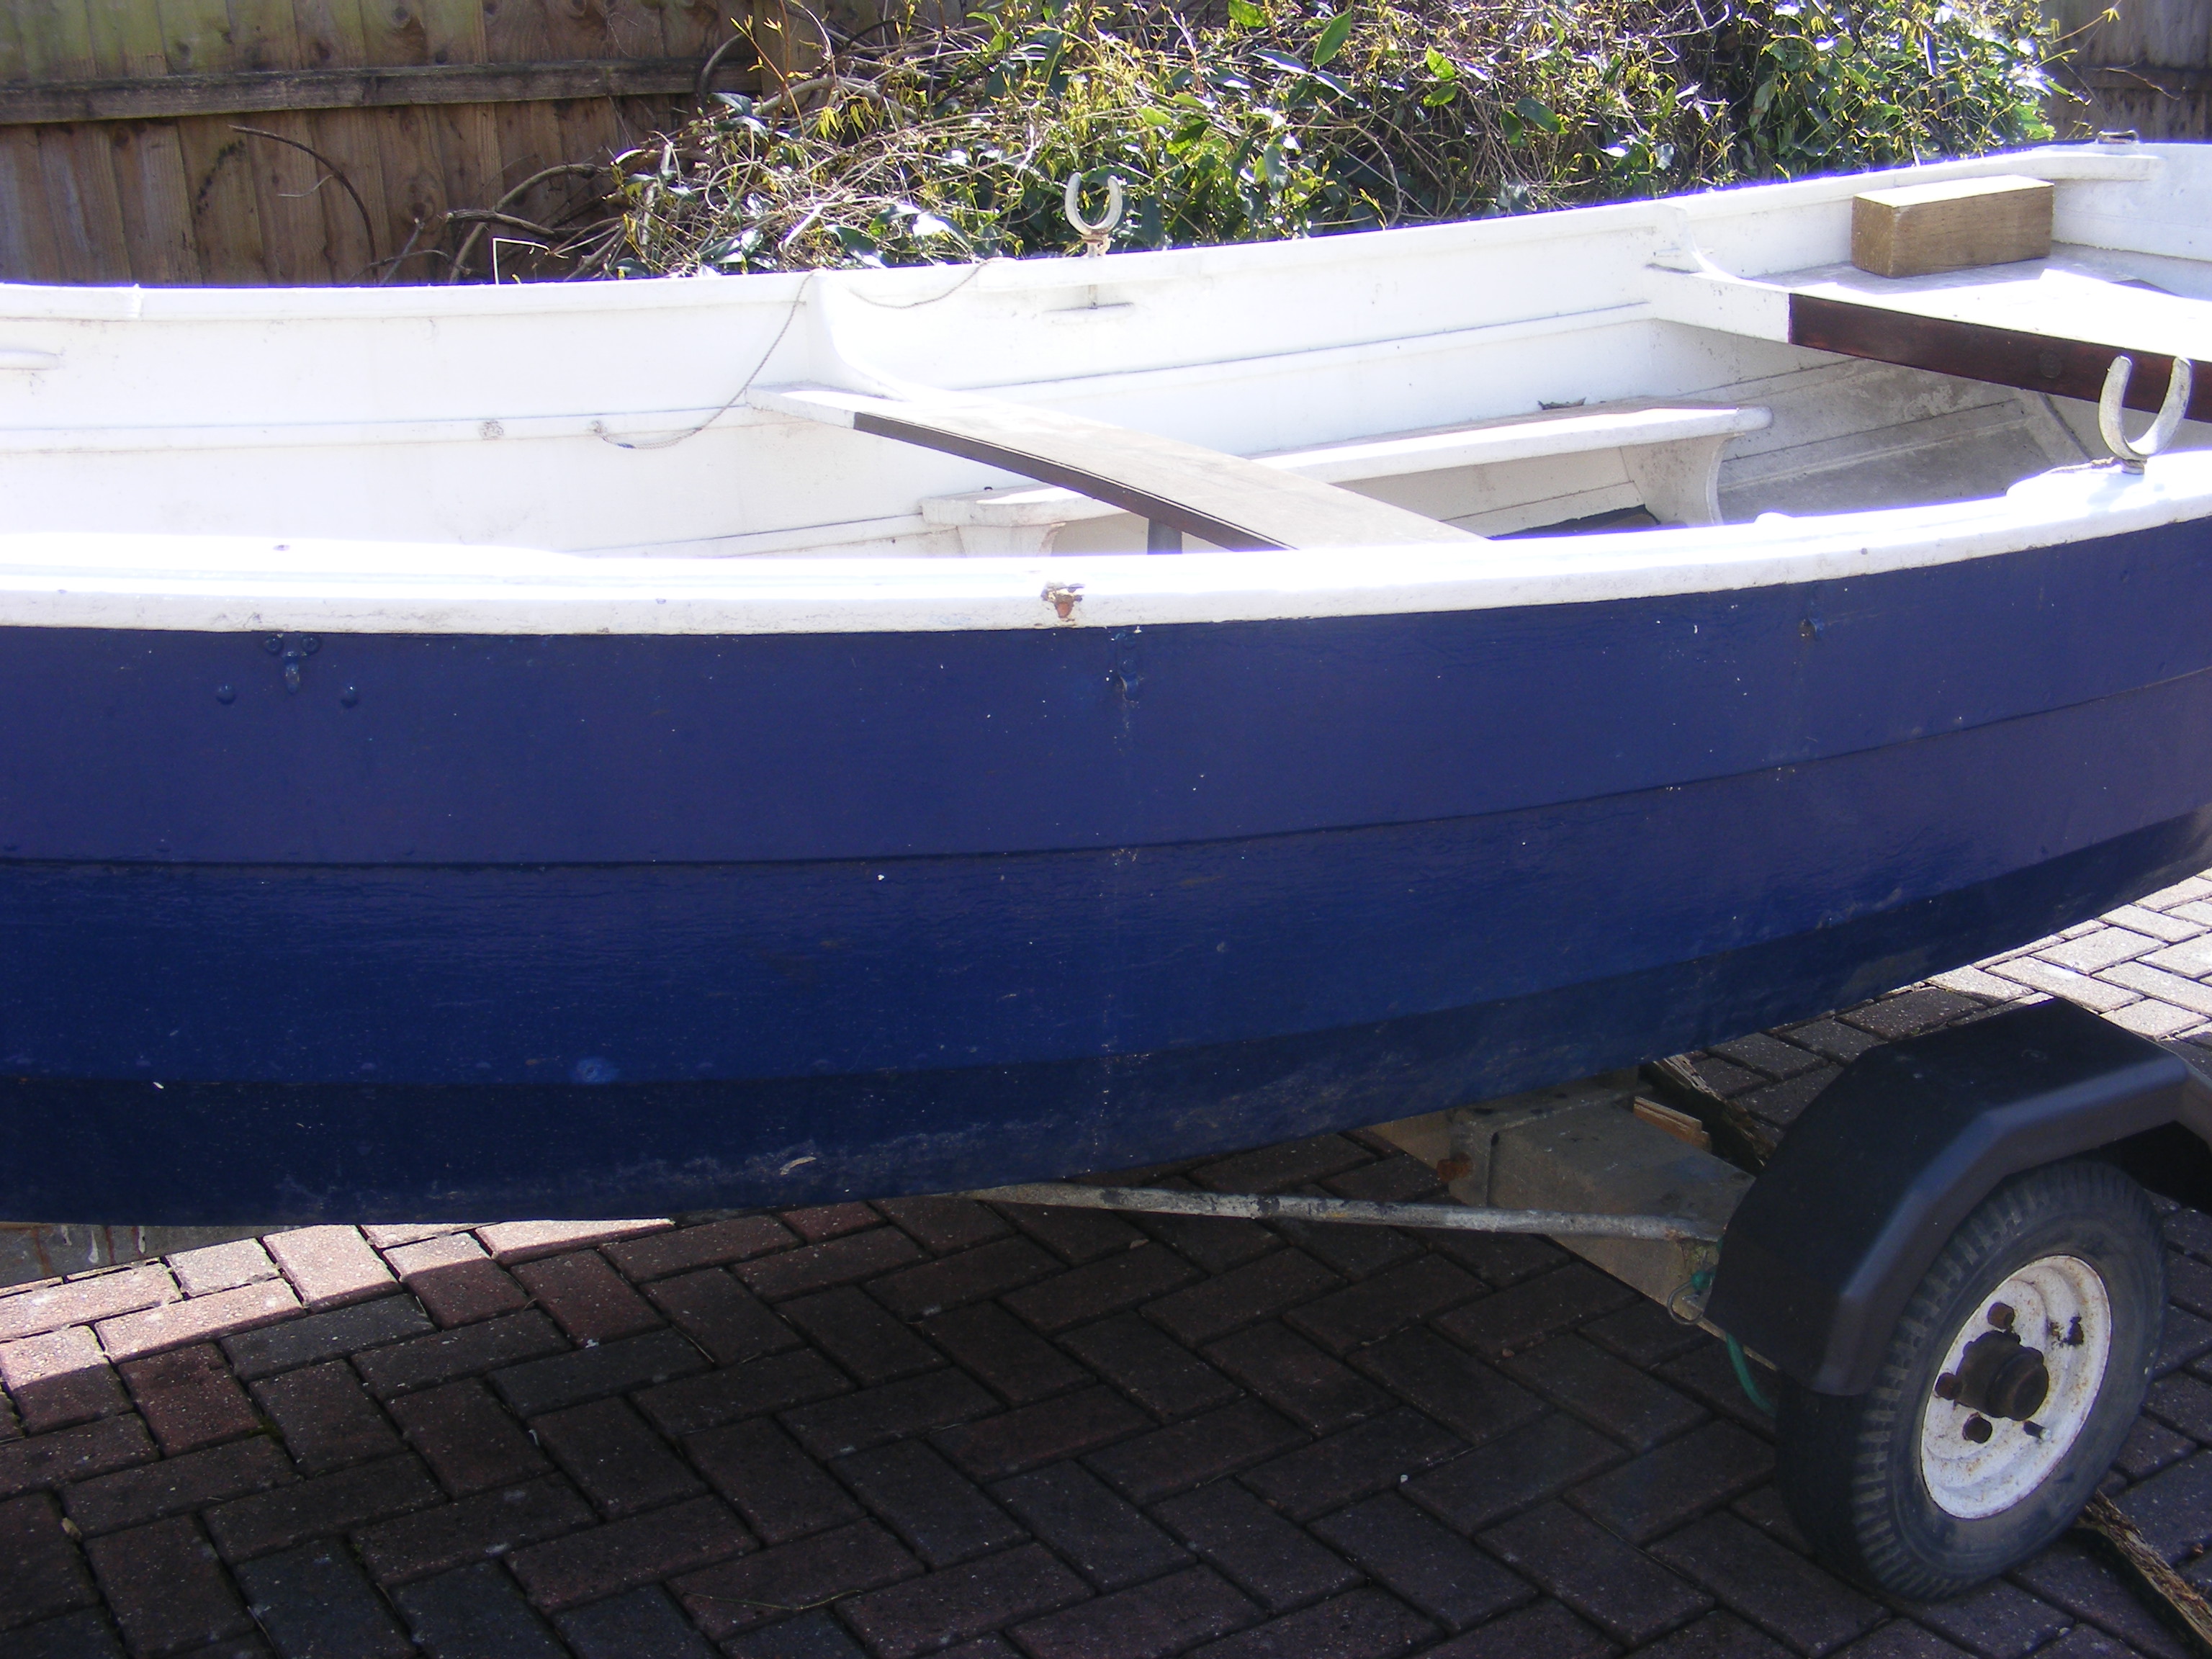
490 0 2055 279
1727 0 2054 176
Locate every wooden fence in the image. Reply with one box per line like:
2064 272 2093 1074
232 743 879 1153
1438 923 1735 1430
2050 0 2211 140
0 1 767 286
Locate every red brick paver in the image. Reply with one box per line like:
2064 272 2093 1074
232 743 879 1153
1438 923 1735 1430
6 886 2212 1655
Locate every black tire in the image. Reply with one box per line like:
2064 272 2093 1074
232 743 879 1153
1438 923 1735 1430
1776 1157 2164 1600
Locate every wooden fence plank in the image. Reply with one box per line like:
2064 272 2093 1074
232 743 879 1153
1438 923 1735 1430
418 0 486 62
0 130 71 282
176 120 271 280
356 0 453 261
85 0 171 77
290 0 370 68
287 2 382 277
226 0 305 70
156 0 242 72
84 0 191 276
415 0 499 276
483 0 567 238
0 13 32 85
602 0 673 58
658 0 735 59
226 0 321 279
37 122 134 279
235 115 344 281
15 1 100 79
300 107 386 276
107 118 204 279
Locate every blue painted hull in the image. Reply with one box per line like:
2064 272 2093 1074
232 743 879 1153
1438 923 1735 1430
5 519 2211 1220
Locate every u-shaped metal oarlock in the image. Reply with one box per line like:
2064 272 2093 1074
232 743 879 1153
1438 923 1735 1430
1064 174 1125 257
2099 352 2195 472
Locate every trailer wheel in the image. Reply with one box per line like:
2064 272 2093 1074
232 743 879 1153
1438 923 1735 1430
1775 1157 2164 1600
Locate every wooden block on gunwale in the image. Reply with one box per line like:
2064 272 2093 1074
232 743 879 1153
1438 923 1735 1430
1851 174 2054 279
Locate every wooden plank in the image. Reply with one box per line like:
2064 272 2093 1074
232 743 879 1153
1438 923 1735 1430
290 4 386 277
87 0 196 280
302 107 388 277
352 0 448 269
233 112 349 282
35 122 133 279
0 128 67 280
0 10 32 84
423 94 506 274
289 0 372 69
85 0 173 76
224 0 315 281
656 0 729 57
367 99 454 269
13 0 99 78
1789 292 2212 423
1851 175 2052 279
756 387 1483 552
0 57 735 122
524 0 614 235
156 0 241 73
417 0 488 63
225 0 305 71
482 0 567 256
407 0 493 281
175 115 271 281
601 0 671 58
107 118 203 280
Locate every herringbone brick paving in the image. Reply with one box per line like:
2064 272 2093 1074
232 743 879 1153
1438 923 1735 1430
11 878 2212 1658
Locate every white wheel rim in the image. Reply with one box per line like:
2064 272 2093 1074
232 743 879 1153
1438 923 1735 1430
1919 1254 2112 1520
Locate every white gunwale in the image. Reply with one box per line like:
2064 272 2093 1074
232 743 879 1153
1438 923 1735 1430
1 451 2205 635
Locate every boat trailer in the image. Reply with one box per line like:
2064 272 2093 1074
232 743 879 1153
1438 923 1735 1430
988 997 2212 1602
3 997 2204 1601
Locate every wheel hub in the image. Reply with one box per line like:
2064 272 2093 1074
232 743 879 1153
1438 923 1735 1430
1918 1256 2112 1520
1936 1325 2051 1421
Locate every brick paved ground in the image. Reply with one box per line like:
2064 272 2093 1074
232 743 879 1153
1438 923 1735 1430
10 877 2212 1658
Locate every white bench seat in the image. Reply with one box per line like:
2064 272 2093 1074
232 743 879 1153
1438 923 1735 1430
752 384 1480 552
917 398 1772 553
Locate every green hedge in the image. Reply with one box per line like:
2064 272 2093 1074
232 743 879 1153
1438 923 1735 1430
603 0 2054 275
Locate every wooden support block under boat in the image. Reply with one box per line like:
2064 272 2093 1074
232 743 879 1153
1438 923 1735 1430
1648 259 2212 425
750 385 1483 552
1851 175 2055 279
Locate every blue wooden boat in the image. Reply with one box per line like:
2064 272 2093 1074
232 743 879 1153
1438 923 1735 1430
1 142 2208 1221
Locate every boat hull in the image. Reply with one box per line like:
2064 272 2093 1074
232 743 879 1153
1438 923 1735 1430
4 517 2211 1219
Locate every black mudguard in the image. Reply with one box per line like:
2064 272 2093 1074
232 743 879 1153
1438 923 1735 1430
1705 997 2212 1395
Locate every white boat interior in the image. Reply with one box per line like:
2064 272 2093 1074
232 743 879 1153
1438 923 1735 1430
0 140 2208 634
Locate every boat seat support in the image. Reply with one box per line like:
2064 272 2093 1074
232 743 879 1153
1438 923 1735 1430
1647 258 2212 429
915 398 1772 554
750 385 1481 552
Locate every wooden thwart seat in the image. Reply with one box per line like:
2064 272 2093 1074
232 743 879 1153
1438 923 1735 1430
1655 258 2212 425
915 400 1772 554
751 385 1480 552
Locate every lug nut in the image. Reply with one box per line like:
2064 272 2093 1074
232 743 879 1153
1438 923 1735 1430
1987 1303 2015 1330
1962 1416 1994 1444
1934 1372 1961 1401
